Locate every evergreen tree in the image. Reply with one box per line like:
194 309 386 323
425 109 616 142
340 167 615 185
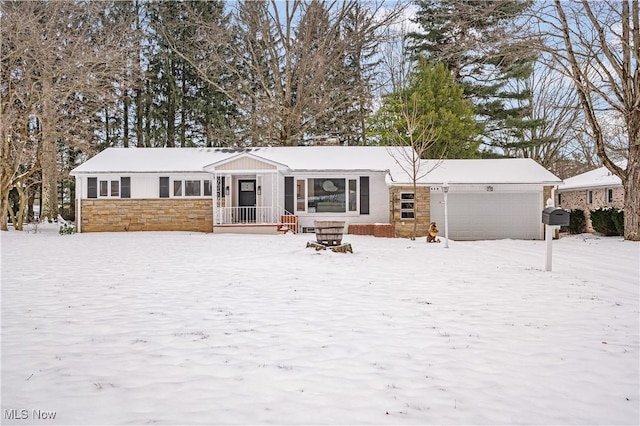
369 59 480 158
409 0 538 151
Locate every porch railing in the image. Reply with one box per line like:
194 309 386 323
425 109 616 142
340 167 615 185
215 206 293 225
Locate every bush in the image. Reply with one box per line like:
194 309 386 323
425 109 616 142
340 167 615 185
611 209 624 235
59 223 76 235
590 207 623 236
564 209 586 234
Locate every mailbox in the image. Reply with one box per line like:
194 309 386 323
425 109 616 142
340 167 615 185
542 207 570 226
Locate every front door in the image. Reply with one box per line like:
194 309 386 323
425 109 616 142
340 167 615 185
238 179 256 222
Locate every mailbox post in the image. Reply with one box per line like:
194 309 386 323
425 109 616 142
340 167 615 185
541 199 570 271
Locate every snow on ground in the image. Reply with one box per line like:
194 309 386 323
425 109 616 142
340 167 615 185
1 225 639 425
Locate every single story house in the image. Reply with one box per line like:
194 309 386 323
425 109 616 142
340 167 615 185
69 146 561 240
556 165 624 232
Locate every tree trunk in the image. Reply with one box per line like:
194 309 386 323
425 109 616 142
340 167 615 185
123 88 130 148
623 143 640 241
40 126 58 221
15 183 27 231
0 191 9 231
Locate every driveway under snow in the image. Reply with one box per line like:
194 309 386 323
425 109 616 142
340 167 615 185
1 227 639 425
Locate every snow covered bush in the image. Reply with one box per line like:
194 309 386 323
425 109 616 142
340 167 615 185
590 207 623 236
59 222 76 235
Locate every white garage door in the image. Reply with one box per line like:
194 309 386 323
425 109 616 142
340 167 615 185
430 191 543 240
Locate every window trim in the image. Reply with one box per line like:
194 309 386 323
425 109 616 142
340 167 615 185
87 177 97 199
307 178 347 214
400 192 415 220
185 180 201 197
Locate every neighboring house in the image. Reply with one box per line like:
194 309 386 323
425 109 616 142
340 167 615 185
69 146 561 240
556 165 624 232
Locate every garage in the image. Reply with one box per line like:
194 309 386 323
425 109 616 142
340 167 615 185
429 186 544 240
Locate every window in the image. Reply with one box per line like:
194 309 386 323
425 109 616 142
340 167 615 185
110 180 119 197
587 190 593 204
88 178 97 198
121 177 131 198
400 192 415 219
185 180 201 196
607 188 614 203
159 177 169 198
557 193 562 206
204 180 212 197
349 179 357 211
308 178 346 213
100 181 108 197
296 179 305 211
174 180 182 196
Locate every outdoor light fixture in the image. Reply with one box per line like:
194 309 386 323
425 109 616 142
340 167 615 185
225 186 230 196
486 186 494 192
257 185 262 195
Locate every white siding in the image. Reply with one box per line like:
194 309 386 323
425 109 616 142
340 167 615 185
77 172 213 199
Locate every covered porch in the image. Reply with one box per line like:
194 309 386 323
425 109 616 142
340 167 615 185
205 154 297 233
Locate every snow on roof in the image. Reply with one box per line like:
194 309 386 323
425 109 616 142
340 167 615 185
70 146 413 174
70 147 560 185
389 158 561 185
558 165 623 191
70 147 234 174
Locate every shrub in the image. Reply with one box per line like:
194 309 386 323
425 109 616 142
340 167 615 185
564 209 586 234
611 209 624 235
590 207 622 236
59 223 76 235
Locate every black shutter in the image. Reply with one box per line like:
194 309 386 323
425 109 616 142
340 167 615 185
284 177 294 214
121 177 131 198
87 177 97 199
360 176 370 215
159 177 169 198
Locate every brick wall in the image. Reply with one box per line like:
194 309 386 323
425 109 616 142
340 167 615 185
79 199 213 232
348 223 395 237
558 187 624 232
389 186 430 238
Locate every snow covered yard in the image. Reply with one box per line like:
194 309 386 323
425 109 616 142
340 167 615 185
1 227 638 425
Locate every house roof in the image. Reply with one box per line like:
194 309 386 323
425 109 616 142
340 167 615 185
70 146 413 174
388 158 561 185
558 165 623 191
70 147 561 186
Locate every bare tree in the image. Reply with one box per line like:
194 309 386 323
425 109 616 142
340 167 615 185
532 1 639 240
1 1 135 227
162 0 404 146
497 63 584 173
386 93 443 240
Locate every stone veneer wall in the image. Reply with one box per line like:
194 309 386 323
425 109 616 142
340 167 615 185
79 199 213 232
389 186 431 238
558 187 624 232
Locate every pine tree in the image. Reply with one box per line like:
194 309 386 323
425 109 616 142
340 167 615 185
369 59 480 159
409 0 538 152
